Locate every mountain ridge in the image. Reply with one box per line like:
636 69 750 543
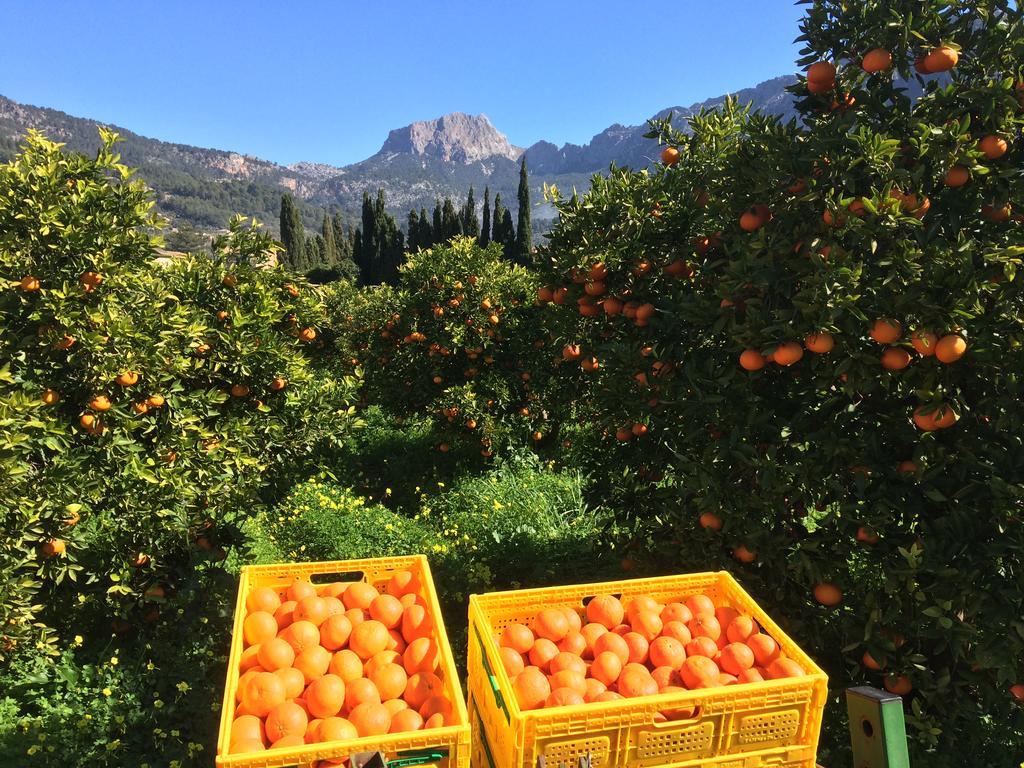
0 74 801 234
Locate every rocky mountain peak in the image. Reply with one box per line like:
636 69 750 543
377 112 523 164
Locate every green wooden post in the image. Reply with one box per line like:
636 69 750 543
846 686 911 768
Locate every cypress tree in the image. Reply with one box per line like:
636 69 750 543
432 200 443 241
332 213 346 257
321 213 337 267
491 193 506 248
500 209 515 253
480 186 491 247
279 194 305 271
441 197 462 241
514 158 532 265
407 209 420 251
419 207 432 248
462 186 480 239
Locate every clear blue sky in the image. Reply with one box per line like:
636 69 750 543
0 1 804 167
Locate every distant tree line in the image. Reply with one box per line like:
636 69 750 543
279 158 532 286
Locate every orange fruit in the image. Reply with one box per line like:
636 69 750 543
369 594 405 629
660 146 679 166
913 403 958 431
499 646 526 677
401 604 432 643
329 649 364 683
319 716 359 742
739 208 764 232
270 666 302 699
862 650 883 670
590 650 623 686
549 651 586 677
685 636 719 659
293 596 329 627
404 672 444 710
273 600 297 630
767 658 806 679
345 608 365 627
580 623 607 656
350 620 390 660
813 583 843 606
622 632 650 664
287 580 317 602
772 342 803 366
345 677 381 710
911 330 938 356
232 714 265 745
699 512 723 531
617 667 658 698
660 602 693 625
979 134 1008 159
371 663 409 701
725 615 759 644
282 620 321 655
557 630 586 656
241 672 286 717
342 582 379 610
528 638 560 671
630 610 663 642
533 608 570 642
548 670 587 696
685 594 715 619
306 674 346 719
239 645 262 673
739 348 766 371
500 623 535 654
319 614 353 651
944 165 970 187
935 334 966 363
924 46 958 73
862 48 892 73
806 61 836 84
364 650 401 677
349 702 392 737
652 666 683 690
689 615 721 643
257 638 295 672
649 636 686 669
1008 683 1024 701
513 667 550 711
733 545 757 563
546 688 585 707
661 621 692 646
583 678 608 702
403 637 440 675
265 701 308 743
804 332 834 353
719 642 756 675
593 631 630 665
295 646 332 684
746 634 780 667
390 708 425 733
387 570 420 597
883 674 912 695
869 318 902 344
881 347 912 370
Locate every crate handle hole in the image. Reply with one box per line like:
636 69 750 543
654 705 701 724
861 717 874 739
309 570 366 584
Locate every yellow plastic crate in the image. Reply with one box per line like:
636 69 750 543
467 571 827 768
216 555 470 768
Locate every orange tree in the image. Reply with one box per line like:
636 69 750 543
0 131 358 659
334 236 558 458
538 1 1024 763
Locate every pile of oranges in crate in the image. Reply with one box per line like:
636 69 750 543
498 591 807 711
229 570 456 754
